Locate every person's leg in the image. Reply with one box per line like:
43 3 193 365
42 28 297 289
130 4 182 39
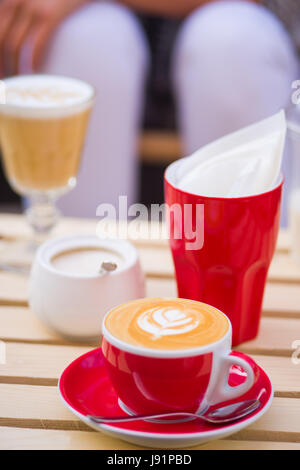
172 1 299 225
23 1 149 217
173 0 299 153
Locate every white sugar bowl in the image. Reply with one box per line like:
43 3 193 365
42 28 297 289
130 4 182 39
29 234 145 341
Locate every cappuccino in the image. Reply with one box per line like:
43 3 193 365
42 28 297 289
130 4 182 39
104 298 229 350
0 75 94 193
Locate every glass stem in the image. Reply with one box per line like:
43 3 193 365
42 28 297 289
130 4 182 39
26 193 60 240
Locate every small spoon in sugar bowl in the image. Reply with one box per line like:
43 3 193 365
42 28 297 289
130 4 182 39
99 261 118 275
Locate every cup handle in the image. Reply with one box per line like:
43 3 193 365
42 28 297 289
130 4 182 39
209 353 255 406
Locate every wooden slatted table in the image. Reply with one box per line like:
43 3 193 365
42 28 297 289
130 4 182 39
0 213 300 450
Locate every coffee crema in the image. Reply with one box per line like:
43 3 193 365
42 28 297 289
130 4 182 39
104 298 229 350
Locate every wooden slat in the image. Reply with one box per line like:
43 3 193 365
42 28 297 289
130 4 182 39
0 343 90 385
144 249 300 285
248 355 300 398
5 244 300 286
0 278 179 342
0 342 299 396
0 240 174 272
0 276 178 312
232 397 300 443
159 276 296 320
0 214 98 241
0 384 299 443
0 217 298 286
0 306 55 343
0 272 28 306
0 306 97 346
269 253 300 284
0 248 300 313
237 316 300 357
144 249 300 284
0 271 300 319
277 230 290 253
0 214 291 251
0 427 299 450
0 289 299 356
0 426 142 450
0 306 299 358
147 277 178 299
0 215 168 248
263 283 300 317
0 384 80 430
149 278 300 319
143 247 300 285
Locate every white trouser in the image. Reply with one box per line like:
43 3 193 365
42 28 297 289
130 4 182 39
173 1 300 226
22 0 299 221
34 1 149 217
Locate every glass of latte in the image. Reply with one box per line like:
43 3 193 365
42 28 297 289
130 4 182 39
0 74 94 237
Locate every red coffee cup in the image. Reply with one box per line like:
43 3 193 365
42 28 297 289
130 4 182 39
165 158 283 346
102 302 254 416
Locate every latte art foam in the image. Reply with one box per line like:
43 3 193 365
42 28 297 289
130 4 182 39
105 298 229 350
137 307 201 338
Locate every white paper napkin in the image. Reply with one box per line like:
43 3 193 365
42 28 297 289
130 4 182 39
178 110 286 197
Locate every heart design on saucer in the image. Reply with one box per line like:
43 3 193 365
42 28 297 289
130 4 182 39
58 348 273 449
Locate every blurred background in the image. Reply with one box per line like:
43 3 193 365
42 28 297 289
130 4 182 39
0 0 299 222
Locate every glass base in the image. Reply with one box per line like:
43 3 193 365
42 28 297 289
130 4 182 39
0 238 36 275
26 201 61 237
1 179 75 269
0 195 62 276
0 203 59 276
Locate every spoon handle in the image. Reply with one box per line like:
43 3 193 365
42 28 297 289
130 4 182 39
87 399 261 425
88 411 199 424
